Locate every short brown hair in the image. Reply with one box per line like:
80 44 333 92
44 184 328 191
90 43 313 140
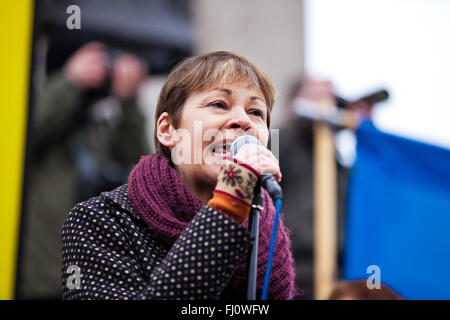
154 51 276 158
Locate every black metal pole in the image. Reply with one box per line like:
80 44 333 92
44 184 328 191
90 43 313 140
246 185 264 300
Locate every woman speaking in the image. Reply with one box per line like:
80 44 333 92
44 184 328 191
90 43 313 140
62 51 296 300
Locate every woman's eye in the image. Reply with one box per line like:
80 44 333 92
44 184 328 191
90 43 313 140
249 109 264 118
209 101 227 109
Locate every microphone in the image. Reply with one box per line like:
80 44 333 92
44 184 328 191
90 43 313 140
336 89 389 108
230 135 283 201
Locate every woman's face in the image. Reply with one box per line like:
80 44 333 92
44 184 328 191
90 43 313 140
173 79 269 191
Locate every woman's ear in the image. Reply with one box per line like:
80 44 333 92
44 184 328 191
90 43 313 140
156 112 176 148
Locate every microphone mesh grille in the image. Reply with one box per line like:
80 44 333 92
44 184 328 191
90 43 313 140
230 135 261 156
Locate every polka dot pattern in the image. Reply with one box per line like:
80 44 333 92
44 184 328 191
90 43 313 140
62 185 252 300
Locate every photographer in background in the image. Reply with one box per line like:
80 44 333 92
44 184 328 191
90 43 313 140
19 42 149 299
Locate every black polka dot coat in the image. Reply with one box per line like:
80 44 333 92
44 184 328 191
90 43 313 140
61 185 253 299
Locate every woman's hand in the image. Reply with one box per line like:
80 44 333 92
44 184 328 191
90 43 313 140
233 144 282 183
208 144 281 223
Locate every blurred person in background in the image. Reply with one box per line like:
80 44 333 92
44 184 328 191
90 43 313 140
19 41 149 299
279 77 376 299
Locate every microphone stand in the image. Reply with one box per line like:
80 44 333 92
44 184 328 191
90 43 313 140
246 183 264 300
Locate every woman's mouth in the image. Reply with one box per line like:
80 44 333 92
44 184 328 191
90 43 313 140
210 142 232 158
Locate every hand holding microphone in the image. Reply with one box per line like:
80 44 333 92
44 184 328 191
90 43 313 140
230 136 284 300
232 138 282 184
208 135 283 223
231 135 283 202
207 135 284 299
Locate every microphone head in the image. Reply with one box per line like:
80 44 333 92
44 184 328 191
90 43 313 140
230 135 261 156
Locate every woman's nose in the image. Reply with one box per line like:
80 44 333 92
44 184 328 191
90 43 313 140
226 107 251 131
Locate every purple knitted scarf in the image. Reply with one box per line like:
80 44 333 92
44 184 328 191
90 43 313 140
128 154 296 299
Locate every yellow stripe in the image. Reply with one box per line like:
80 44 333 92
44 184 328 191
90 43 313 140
0 0 33 300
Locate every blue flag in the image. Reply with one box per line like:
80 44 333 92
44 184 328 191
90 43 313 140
343 121 450 299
